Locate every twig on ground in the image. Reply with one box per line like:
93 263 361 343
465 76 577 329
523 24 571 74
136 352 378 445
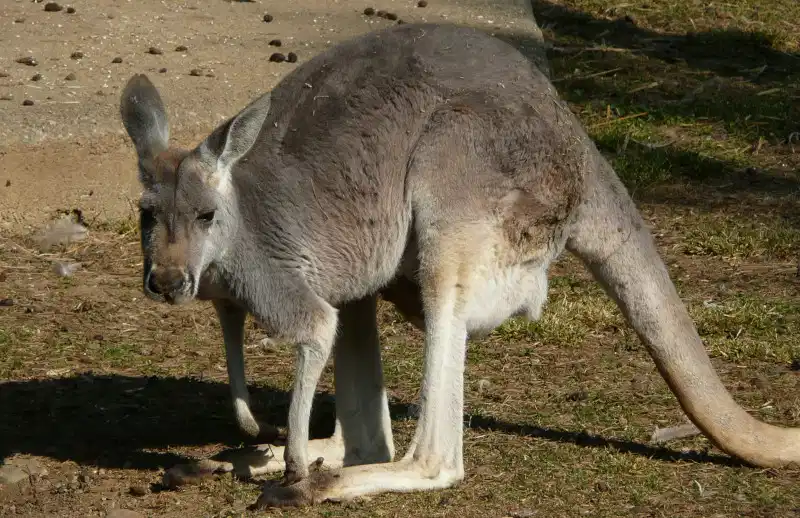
650 423 702 444
630 137 677 149
591 112 649 128
550 46 638 55
628 81 660 93
553 67 623 83
756 87 782 97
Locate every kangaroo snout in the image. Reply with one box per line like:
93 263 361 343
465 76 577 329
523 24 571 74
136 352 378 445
145 266 190 302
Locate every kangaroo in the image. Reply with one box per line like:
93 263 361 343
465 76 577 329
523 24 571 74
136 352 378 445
120 23 800 509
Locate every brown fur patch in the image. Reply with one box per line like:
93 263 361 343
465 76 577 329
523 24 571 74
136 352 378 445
152 148 190 184
150 223 189 267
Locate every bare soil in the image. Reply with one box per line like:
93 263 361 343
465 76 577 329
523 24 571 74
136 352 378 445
1 0 799 517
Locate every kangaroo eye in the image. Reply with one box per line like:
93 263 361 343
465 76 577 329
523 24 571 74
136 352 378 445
197 210 216 223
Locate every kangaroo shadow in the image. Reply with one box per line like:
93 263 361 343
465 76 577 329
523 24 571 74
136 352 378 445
492 0 799 215
530 0 800 81
0 373 741 472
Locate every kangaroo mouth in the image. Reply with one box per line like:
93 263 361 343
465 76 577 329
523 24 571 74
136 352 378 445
142 267 197 305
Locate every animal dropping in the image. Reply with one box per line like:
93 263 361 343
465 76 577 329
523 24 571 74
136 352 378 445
119 22 800 511
16 56 38 66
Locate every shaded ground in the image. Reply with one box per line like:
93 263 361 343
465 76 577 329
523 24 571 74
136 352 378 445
1 0 799 517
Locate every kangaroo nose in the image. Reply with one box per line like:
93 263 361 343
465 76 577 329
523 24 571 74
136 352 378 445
149 268 185 296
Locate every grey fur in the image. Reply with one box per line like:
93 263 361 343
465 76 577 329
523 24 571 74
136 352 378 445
120 23 800 508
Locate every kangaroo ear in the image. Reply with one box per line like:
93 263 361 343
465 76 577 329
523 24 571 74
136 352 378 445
120 74 170 181
214 92 272 177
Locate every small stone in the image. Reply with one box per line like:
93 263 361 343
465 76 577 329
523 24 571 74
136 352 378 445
70 51 84 59
175 45 188 52
0 459 47 484
386 12 398 20
566 389 588 402
158 67 167 73
14 18 25 23
0 94 11 101
4 180 10 186
93 334 104 341
594 480 610 492
64 72 76 81
376 10 387 17
147 47 162 55
129 485 148 496
417 0 428 6
112 57 123 63
268 39 282 47
106 511 145 518
205 72 215 78
66 6 76 13
44 2 63 12
397 19 405 24
286 52 297 63
0 72 8 78
52 262 80 277
22 99 34 106
189 68 203 76
31 73 43 82
269 52 286 63
363 7 375 15
262 13 273 22
16 56 38 66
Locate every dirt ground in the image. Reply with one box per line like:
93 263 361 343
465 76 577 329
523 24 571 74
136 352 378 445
1 0 799 517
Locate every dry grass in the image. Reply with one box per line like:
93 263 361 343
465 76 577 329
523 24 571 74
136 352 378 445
2 0 800 516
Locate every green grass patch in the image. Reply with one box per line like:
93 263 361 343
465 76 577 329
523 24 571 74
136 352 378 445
681 213 800 260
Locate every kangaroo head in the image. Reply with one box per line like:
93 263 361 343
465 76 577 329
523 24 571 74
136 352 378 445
119 74 271 304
